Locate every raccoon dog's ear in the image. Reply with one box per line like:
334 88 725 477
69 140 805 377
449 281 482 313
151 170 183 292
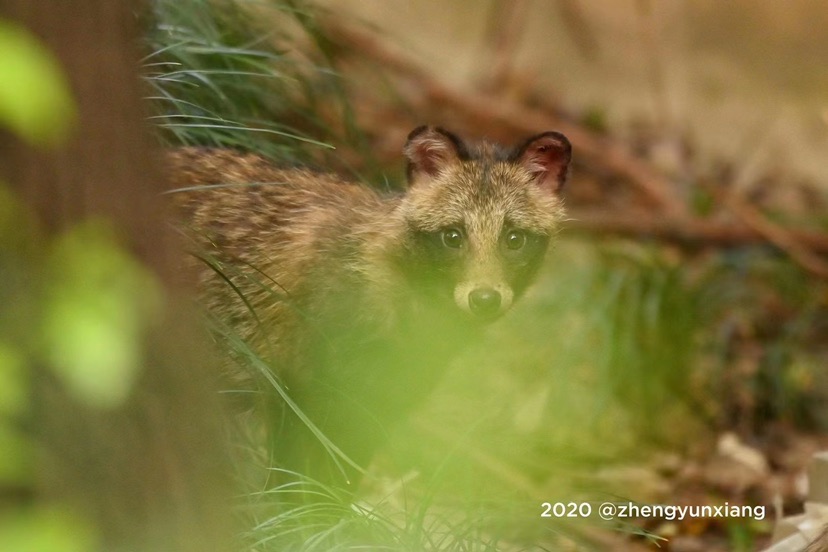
513 131 572 193
404 126 469 186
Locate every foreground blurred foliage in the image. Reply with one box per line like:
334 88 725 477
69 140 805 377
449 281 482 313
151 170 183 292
41 221 162 409
0 18 110 552
0 188 135 552
0 17 170 551
0 20 75 146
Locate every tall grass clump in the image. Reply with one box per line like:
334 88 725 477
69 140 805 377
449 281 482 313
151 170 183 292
145 0 348 165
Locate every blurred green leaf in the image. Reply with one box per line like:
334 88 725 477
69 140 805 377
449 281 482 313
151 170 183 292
0 508 95 552
0 19 76 146
726 520 754 552
0 421 30 486
0 342 27 417
581 106 608 133
41 221 163 409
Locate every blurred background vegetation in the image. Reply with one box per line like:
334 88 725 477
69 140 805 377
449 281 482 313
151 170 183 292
2 0 827 551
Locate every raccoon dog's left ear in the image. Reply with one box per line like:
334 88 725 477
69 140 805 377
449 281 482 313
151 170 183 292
513 131 572 193
404 126 469 186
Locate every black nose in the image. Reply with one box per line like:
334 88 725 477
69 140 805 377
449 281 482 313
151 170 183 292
468 288 502 317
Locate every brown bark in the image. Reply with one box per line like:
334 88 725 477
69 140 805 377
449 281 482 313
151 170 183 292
0 2 170 274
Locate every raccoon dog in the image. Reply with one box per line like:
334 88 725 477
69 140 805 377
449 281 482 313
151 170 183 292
169 126 572 486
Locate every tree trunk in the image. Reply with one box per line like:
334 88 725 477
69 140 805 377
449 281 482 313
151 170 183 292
0 2 231 550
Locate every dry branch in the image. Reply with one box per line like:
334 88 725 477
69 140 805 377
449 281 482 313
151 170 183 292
322 19 828 277
722 196 828 278
567 209 828 255
323 19 687 216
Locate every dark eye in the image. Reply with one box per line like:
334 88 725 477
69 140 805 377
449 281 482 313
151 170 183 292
441 228 463 249
505 230 526 250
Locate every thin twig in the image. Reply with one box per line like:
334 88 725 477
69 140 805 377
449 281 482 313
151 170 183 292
702 179 828 278
567 208 828 257
723 197 828 278
481 0 531 90
555 0 601 60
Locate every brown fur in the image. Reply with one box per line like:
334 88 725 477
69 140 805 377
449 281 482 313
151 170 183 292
167 127 571 486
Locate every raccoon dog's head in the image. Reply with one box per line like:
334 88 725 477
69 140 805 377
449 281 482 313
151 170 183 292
398 126 571 321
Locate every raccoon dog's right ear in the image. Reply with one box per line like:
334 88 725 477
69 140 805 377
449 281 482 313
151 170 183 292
404 126 469 186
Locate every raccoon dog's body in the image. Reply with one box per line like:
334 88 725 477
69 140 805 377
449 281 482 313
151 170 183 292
169 127 572 485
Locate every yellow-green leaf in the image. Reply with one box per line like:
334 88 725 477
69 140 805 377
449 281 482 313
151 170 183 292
0 507 96 552
0 342 27 417
41 221 162 409
0 19 76 146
